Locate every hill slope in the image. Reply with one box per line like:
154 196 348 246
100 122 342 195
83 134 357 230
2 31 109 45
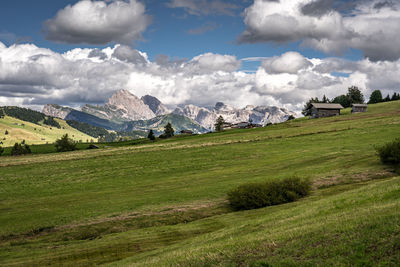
0 115 96 147
0 101 399 266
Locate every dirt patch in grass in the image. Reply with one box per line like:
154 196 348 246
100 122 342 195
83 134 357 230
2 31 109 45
313 170 396 189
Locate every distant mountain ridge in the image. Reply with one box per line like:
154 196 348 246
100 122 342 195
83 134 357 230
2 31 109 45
174 102 296 129
43 89 296 133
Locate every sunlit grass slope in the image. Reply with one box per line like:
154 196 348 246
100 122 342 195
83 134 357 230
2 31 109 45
0 100 399 266
0 116 96 147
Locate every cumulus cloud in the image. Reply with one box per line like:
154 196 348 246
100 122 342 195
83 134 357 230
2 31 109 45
261 52 313 74
0 41 399 113
167 0 238 16
187 53 241 74
112 45 149 64
240 0 400 61
43 0 151 45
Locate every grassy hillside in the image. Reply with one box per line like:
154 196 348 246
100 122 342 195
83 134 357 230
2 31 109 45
0 101 399 266
0 116 96 147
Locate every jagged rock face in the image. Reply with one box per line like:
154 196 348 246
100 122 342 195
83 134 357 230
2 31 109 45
82 89 155 121
173 105 218 130
42 104 71 119
174 102 296 129
141 95 170 116
105 89 155 120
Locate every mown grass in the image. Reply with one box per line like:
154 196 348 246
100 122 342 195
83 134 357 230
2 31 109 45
0 100 399 266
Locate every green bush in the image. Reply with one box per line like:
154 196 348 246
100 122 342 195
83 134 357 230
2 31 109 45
55 134 77 152
376 138 400 165
11 143 31 156
0 146 3 156
228 177 312 210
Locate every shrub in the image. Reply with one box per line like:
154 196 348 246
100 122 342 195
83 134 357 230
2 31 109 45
55 134 76 152
376 138 400 165
0 146 3 156
11 143 31 156
228 177 312 210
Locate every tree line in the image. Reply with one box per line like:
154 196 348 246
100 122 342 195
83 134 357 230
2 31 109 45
0 106 61 128
368 90 400 104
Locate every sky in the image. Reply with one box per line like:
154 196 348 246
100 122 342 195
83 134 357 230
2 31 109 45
0 0 399 113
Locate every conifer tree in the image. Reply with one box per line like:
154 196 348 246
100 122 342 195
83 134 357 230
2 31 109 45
214 115 225 132
148 129 155 141
164 123 174 138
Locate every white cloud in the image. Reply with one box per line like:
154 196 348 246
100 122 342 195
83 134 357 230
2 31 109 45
261 52 313 74
0 41 399 114
187 53 241 74
43 0 151 45
240 0 400 61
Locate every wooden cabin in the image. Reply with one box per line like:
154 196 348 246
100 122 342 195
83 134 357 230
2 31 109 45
311 103 344 118
231 122 250 129
351 104 367 113
222 122 233 130
180 130 193 135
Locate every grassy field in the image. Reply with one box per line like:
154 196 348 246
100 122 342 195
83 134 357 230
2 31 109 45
0 116 96 147
0 101 399 266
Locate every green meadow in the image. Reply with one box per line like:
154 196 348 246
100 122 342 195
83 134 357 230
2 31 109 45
0 101 399 266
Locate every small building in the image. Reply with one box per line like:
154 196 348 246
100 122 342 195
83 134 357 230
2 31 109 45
231 122 250 129
311 103 344 118
222 122 233 130
180 130 193 135
351 103 367 113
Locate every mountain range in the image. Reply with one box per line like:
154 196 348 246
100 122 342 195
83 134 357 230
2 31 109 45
43 89 296 134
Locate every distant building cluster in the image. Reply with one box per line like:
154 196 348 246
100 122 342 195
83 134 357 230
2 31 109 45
222 122 263 130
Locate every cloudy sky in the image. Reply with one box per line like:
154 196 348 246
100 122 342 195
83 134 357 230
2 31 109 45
0 0 399 112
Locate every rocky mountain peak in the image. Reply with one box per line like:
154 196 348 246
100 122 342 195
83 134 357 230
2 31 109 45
42 104 72 119
105 89 155 121
215 102 225 110
214 102 235 112
141 95 170 116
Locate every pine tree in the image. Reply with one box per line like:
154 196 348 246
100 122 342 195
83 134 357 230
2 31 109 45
391 92 400 101
55 134 76 152
368 90 383 104
322 95 330 103
164 123 174 138
384 94 391 102
214 115 225 132
148 129 155 141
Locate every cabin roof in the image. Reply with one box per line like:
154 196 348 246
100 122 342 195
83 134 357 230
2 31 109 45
352 104 368 107
311 103 344 109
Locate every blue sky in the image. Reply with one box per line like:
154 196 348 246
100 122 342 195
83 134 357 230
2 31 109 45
0 0 362 66
0 0 399 111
